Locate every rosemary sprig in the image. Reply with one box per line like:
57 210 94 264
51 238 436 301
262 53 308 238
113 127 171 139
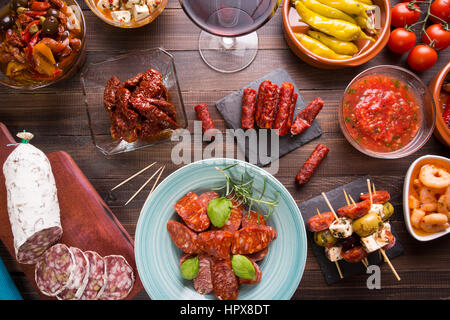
212 164 280 220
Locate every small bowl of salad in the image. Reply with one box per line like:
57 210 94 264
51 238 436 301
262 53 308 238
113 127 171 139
85 0 167 28
339 65 436 159
0 0 86 89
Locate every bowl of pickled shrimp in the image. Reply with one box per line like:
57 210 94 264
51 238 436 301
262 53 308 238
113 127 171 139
403 155 450 241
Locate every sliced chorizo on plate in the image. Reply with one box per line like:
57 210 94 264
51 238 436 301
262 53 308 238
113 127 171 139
167 220 200 254
246 247 269 262
193 254 214 295
174 192 210 232
231 226 277 255
212 203 243 233
198 230 233 260
360 190 391 204
99 255 135 300
337 200 371 219
198 191 219 210
241 210 267 229
307 211 335 232
211 258 239 300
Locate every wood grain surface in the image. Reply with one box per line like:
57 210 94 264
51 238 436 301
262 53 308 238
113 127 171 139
0 0 449 300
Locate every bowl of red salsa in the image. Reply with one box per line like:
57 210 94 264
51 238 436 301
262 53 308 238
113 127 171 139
339 65 436 159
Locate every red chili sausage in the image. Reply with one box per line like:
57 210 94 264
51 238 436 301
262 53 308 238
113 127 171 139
198 191 220 211
241 88 257 129
341 246 368 263
296 144 330 185
287 92 298 131
241 210 267 229
166 220 200 254
360 190 391 204
258 83 280 129
290 117 311 136
291 97 324 136
246 247 268 262
174 192 210 232
231 226 277 254
211 258 239 300
254 80 272 124
198 231 233 260
274 82 295 136
337 200 371 219
307 211 335 232
194 104 215 134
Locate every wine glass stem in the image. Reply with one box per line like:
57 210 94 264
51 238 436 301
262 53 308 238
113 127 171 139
221 37 235 49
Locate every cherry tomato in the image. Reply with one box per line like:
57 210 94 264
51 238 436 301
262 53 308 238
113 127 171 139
388 27 417 53
391 2 422 27
407 45 438 71
422 24 450 50
430 0 450 23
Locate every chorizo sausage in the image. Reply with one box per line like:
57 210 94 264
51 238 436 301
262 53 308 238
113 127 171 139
212 203 243 233
291 97 324 136
258 83 279 129
246 247 268 262
194 104 216 134
231 226 277 254
198 231 233 260
194 254 214 295
254 80 272 124
211 258 239 300
307 211 335 232
198 191 220 211
241 88 257 129
287 92 298 131
174 192 210 232
337 200 371 219
241 210 267 229
274 82 295 136
167 220 200 254
340 246 368 263
296 144 330 185
360 190 391 204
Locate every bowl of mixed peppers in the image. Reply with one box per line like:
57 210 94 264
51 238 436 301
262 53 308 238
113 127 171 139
282 0 391 69
0 0 85 89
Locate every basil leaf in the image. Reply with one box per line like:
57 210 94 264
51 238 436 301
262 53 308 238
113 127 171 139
207 197 232 228
231 255 256 280
180 256 199 280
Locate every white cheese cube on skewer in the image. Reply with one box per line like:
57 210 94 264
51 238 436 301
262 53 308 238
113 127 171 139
361 223 391 253
133 4 150 21
147 0 159 12
325 245 342 262
329 217 353 239
125 0 141 9
369 203 384 218
111 10 132 23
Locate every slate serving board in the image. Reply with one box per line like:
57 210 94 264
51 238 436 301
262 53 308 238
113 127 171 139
0 123 143 299
215 68 322 166
298 176 404 285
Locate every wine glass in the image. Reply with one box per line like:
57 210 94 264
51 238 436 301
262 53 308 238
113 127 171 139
179 0 280 73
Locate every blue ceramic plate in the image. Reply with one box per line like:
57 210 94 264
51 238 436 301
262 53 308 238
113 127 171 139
135 158 307 300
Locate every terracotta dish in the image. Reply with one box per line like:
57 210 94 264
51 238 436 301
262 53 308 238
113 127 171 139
282 0 391 69
429 62 450 148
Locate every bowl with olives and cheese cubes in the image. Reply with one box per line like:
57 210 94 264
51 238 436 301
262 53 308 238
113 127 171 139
85 0 167 28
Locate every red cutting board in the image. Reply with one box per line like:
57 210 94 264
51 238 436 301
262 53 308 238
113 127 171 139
0 122 143 300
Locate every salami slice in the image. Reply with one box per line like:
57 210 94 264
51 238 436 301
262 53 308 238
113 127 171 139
211 258 239 300
193 254 213 295
241 211 267 229
232 226 277 255
167 220 200 254
57 247 90 300
198 231 233 260
3 143 63 264
175 192 210 232
99 255 135 300
80 251 107 300
35 243 75 297
239 259 262 285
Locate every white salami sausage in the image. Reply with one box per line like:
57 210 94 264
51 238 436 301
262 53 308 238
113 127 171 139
80 251 107 300
3 143 62 264
99 255 135 300
35 243 75 297
57 247 90 300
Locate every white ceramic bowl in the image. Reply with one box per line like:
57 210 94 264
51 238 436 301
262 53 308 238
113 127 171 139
403 155 450 241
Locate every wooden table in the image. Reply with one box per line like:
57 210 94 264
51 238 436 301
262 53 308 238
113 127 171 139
1 0 449 300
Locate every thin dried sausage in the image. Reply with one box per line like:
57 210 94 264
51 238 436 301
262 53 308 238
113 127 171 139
291 97 324 136
258 83 279 129
241 88 257 129
211 258 239 300
274 82 295 136
307 211 335 232
287 92 298 131
360 190 391 204
337 200 371 219
194 104 216 135
296 144 330 185
254 80 271 124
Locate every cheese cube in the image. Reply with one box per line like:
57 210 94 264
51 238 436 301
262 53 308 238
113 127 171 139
132 4 149 21
361 223 391 253
361 234 381 253
111 10 131 23
97 0 120 11
369 203 384 217
329 217 353 239
325 246 342 262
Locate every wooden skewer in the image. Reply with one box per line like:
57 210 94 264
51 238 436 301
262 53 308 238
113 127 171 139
372 183 376 193
321 192 339 220
348 194 357 206
316 208 322 217
367 179 373 206
111 162 156 191
124 166 164 206
343 189 350 206
143 165 165 204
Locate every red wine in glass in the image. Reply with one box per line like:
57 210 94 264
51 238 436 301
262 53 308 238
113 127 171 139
180 0 280 73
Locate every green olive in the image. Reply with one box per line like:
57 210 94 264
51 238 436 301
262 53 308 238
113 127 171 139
382 202 394 221
42 16 59 35
314 229 338 247
352 211 383 237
